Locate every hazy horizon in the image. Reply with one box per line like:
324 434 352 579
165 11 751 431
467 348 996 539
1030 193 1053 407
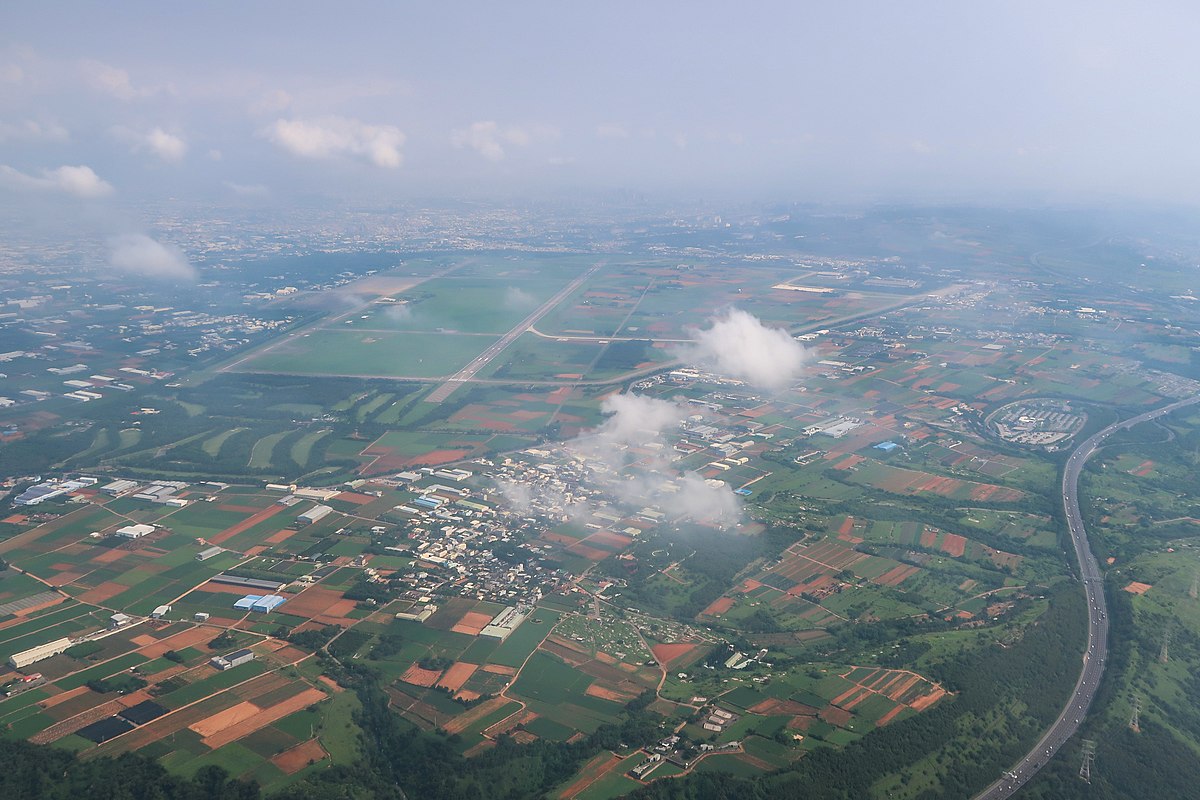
4 2 1200 209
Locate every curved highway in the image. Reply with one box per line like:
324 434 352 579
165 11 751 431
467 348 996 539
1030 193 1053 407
974 395 1200 800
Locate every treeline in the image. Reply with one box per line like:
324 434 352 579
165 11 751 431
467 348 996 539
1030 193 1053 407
0 738 259 800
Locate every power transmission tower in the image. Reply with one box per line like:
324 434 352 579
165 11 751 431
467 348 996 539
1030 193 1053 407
1129 695 1141 733
1079 739 1097 783
1159 627 1171 665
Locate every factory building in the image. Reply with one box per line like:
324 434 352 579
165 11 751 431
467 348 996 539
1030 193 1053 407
209 648 255 671
151 605 171 619
115 523 155 539
297 504 333 525
479 606 529 641
9 637 73 669
233 594 286 613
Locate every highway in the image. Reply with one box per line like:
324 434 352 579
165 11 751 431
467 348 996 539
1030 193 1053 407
974 394 1200 799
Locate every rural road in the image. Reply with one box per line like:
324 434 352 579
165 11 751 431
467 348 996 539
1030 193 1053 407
973 394 1200 800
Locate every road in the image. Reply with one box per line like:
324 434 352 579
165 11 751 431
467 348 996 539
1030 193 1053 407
424 261 605 403
974 394 1200 799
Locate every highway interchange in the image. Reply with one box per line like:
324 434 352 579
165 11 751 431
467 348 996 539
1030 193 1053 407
974 395 1200 799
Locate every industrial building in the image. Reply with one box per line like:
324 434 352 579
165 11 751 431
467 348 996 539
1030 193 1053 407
151 605 171 619
211 573 285 591
297 504 333 525
9 637 74 669
101 479 139 496
209 648 255 671
114 523 155 539
394 603 437 623
479 606 529 641
195 546 223 561
233 594 286 613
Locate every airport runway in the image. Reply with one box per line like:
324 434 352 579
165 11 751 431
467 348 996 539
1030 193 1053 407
973 394 1200 799
424 261 605 403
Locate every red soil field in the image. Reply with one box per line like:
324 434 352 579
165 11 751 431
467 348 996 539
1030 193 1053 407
875 565 919 587
78 581 128 603
202 688 327 749
271 739 328 774
876 705 906 726
585 682 634 702
651 642 698 669
481 663 517 676
833 454 865 470
451 610 494 636
209 504 285 546
190 701 260 737
400 664 443 688
442 696 511 735
438 662 479 693
559 753 623 799
940 534 967 557
920 529 938 547
701 596 734 617
819 706 854 727
566 543 610 561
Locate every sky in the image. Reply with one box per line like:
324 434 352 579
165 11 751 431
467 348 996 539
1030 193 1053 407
3 1 1200 206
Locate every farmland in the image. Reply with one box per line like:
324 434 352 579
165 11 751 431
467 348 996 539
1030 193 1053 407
4 210 1200 799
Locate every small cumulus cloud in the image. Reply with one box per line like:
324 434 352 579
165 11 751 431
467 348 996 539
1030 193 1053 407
115 126 187 161
264 116 405 168
451 121 558 162
223 181 268 196
81 60 152 100
503 286 536 309
0 164 113 198
145 127 186 161
676 308 809 391
252 88 292 115
0 119 69 143
595 123 629 140
107 234 194 280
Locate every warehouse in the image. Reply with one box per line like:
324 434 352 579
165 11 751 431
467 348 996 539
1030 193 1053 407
114 523 155 539
209 648 255 670
297 504 333 525
9 637 73 669
195 545 223 561
211 573 285 591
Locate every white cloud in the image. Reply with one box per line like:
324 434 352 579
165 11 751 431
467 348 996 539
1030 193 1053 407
107 234 194 280
0 164 113 198
264 116 405 168
82 60 150 100
223 181 268 196
0 119 69 143
503 286 536 309
113 126 187 161
676 308 809 391
595 123 629 139
145 127 187 161
0 64 23 84
252 89 292 114
451 121 557 161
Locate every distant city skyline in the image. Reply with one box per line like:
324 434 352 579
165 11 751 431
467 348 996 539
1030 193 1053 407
3 1 1199 207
